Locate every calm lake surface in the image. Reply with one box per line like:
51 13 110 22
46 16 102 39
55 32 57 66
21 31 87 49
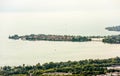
1 12 120 66
1 38 120 66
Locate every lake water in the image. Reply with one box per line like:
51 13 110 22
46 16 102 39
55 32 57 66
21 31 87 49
1 38 120 66
1 12 120 66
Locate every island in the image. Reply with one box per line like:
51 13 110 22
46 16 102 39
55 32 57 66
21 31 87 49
105 25 120 31
9 34 91 42
103 35 120 44
102 25 120 44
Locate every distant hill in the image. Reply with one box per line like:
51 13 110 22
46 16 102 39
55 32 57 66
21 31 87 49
105 25 120 31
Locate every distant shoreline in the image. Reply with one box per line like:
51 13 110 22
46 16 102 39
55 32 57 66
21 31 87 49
9 34 92 42
8 34 120 44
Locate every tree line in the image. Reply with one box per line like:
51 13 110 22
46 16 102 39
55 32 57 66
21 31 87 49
1 57 120 76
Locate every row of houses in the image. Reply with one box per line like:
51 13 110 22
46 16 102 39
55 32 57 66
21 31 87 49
9 34 91 41
97 65 120 76
20 34 73 41
97 72 120 76
107 65 120 70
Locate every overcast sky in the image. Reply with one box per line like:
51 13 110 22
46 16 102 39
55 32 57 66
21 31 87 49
0 0 120 36
0 0 120 12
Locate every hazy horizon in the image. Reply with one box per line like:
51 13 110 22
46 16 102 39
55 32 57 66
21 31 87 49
1 0 120 37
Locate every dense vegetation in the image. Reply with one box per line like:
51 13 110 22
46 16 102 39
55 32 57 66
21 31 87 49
103 25 120 44
103 35 120 43
105 25 120 31
9 34 91 42
1 57 120 76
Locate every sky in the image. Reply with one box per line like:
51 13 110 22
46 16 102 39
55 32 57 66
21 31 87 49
0 0 120 36
0 0 120 12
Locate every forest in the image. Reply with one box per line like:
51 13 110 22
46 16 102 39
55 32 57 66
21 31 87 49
1 57 120 76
